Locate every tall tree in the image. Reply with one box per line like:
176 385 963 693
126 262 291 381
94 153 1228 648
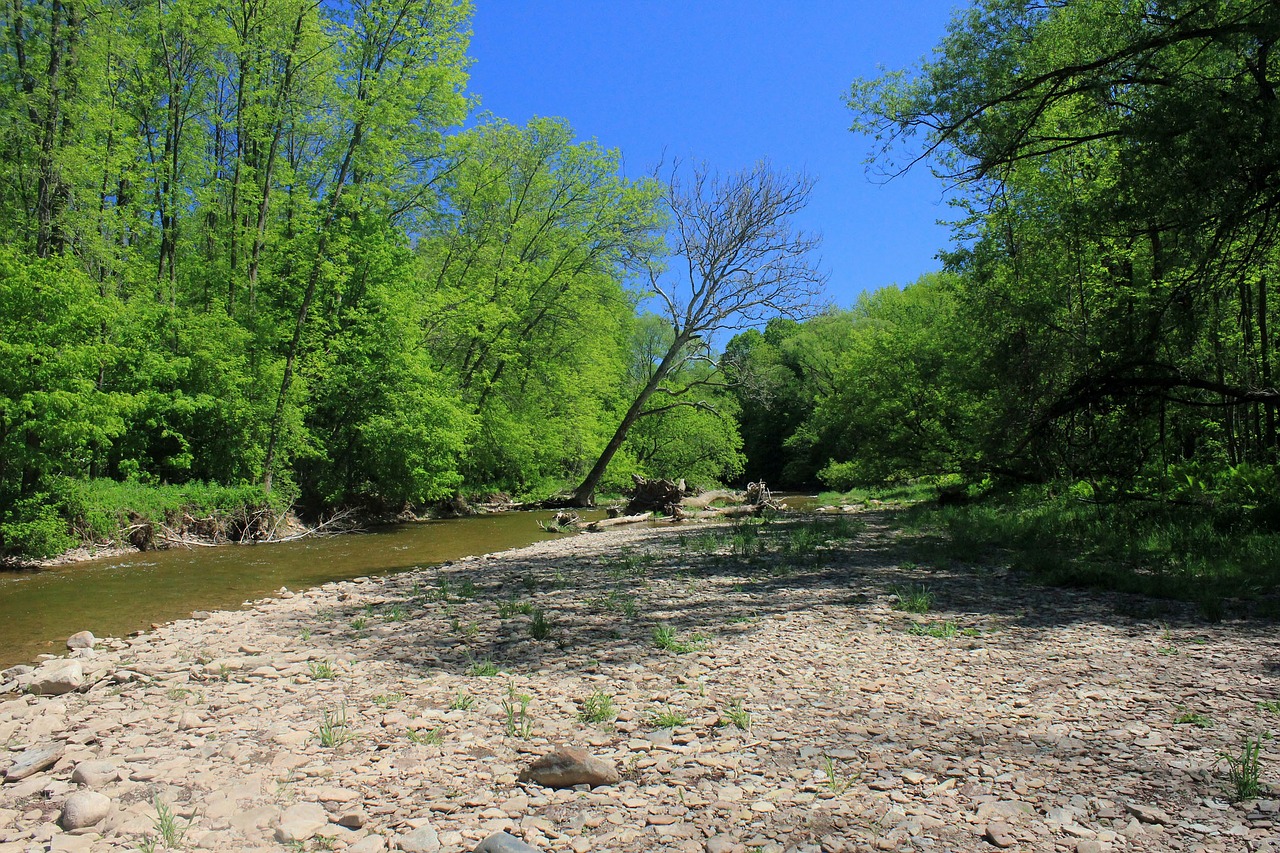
569 161 826 506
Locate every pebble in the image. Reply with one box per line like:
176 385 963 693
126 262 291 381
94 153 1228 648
59 791 110 830
0 522 1272 853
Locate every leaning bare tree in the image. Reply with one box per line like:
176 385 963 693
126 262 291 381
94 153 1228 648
568 161 827 507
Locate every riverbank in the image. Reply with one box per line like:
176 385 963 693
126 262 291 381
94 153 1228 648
1 515 1277 852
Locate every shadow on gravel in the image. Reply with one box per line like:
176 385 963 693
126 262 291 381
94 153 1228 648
252 511 1280 682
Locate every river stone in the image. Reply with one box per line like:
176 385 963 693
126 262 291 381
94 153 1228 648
349 836 387 853
273 802 329 842
474 831 543 852
66 631 95 650
1125 802 1173 825
4 743 64 782
984 822 1016 849
71 760 120 788
516 746 620 788
60 790 111 830
396 824 440 852
28 660 84 695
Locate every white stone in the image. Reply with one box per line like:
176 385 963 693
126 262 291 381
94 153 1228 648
60 791 111 830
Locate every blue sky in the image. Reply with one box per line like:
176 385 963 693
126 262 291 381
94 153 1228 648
465 1 963 309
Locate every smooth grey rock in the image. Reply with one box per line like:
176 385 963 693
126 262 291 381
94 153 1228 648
516 745 620 789
66 631 95 650
28 660 84 695
4 743 65 782
474 831 543 853
71 760 119 788
60 790 111 829
396 824 440 852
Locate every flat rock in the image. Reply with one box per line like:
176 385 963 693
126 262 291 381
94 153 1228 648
983 822 1016 848
350 836 387 853
28 660 84 695
1125 802 1173 825
60 790 111 830
396 824 440 852
273 802 329 842
516 745 620 788
4 743 65 782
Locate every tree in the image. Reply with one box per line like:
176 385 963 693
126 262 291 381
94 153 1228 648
568 161 826 506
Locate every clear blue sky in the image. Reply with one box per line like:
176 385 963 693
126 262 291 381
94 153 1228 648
465 1 963 309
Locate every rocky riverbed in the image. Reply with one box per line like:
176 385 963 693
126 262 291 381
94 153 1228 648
0 513 1278 853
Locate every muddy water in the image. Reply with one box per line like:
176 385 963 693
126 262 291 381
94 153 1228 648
0 510 605 669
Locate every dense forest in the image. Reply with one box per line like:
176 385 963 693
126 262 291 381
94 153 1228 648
4 0 1280 577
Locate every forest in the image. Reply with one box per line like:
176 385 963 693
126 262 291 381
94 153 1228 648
3 0 1280 599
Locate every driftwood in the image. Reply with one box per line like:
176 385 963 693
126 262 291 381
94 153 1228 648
584 512 653 531
625 475 689 514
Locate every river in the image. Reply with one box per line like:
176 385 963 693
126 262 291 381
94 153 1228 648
0 509 608 669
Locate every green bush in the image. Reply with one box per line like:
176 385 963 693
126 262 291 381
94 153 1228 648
0 497 75 558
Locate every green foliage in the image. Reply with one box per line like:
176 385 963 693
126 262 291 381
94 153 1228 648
578 691 616 724
501 682 533 738
649 706 688 729
653 625 706 654
1221 735 1265 801
890 584 934 614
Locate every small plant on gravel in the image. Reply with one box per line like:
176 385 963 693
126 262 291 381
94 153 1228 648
529 608 553 641
298 626 312 641
457 577 478 599
1221 734 1265 800
450 691 475 710
890 583 934 614
498 599 535 618
579 691 616 724
718 699 752 730
152 797 188 848
906 621 958 639
653 625 705 654
350 616 368 631
372 693 403 708
468 660 500 677
166 687 191 702
308 660 336 680
1174 711 1213 728
406 726 443 745
317 706 354 748
820 756 857 795
649 705 688 729
502 682 533 738
1259 700 1280 714
382 604 407 622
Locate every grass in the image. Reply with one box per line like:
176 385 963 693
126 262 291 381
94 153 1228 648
906 621 960 639
653 625 706 654
406 726 443 745
578 690 616 724
649 706 688 729
1174 711 1213 728
1258 700 1280 714
718 699 751 730
372 693 403 707
151 797 188 849
529 608 553 641
450 692 475 710
317 706 355 748
468 660 500 677
890 583 934 614
903 487 1280 604
307 660 336 680
497 599 536 618
502 683 533 738
1221 735 1265 800
820 755 857 794
349 616 368 632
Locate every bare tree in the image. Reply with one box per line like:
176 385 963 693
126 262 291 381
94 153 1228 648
568 160 826 507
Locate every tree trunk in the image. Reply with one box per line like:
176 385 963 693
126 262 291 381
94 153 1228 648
569 333 690 506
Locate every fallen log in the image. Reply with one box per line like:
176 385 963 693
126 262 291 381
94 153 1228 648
583 512 653 531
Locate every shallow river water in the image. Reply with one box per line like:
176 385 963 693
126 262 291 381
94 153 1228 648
0 509 607 669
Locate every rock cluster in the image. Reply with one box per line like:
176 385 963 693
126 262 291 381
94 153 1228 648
0 515 1277 853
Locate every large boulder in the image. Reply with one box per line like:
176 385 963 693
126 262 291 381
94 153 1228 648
28 659 84 695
